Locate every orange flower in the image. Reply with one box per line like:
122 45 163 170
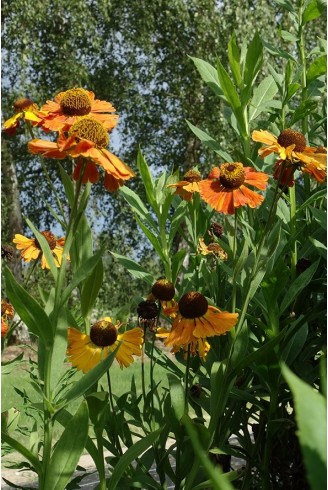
252 129 326 184
199 162 268 215
163 291 238 347
13 231 67 269
3 98 41 135
167 169 202 201
38 88 118 132
28 117 135 190
1 300 14 319
156 327 211 360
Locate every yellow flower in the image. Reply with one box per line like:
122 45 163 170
3 98 41 135
167 168 202 201
13 231 67 269
163 291 238 348
67 318 143 373
252 128 326 184
197 238 228 260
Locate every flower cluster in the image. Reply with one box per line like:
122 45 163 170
4 88 135 192
1 299 15 338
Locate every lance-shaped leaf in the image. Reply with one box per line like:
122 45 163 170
137 148 157 212
186 121 233 161
80 257 104 317
189 56 226 99
120 185 158 232
25 218 58 280
44 401 89 490
279 260 319 314
5 267 53 345
56 345 118 409
228 33 242 88
242 32 263 104
107 428 162 490
110 252 155 285
282 365 327 490
60 248 104 308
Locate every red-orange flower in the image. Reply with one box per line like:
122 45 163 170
28 117 135 190
199 162 268 214
38 88 118 132
252 129 326 185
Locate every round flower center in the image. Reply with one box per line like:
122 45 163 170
13 98 35 112
277 129 306 152
183 169 202 183
178 291 208 318
219 163 246 189
60 88 92 116
151 278 175 301
90 320 118 347
69 117 109 148
34 231 57 250
137 300 159 320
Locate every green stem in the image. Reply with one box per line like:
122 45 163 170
297 0 308 136
95 430 107 490
289 185 297 278
261 388 278 490
231 210 238 314
184 344 191 411
106 371 123 456
23 258 39 287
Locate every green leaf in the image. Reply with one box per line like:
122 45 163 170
44 401 89 490
1 432 42 476
136 148 157 213
168 199 188 248
216 59 242 114
303 0 325 23
61 248 104 308
249 75 279 121
242 32 263 103
182 415 234 490
110 252 155 285
59 164 75 207
135 216 167 264
172 249 186 284
307 55 327 84
81 257 104 317
285 82 301 102
25 219 58 280
70 213 93 272
289 99 317 126
189 56 225 99
50 307 70 392
120 185 158 232
273 0 294 12
167 373 185 420
186 121 233 160
107 428 162 490
56 346 118 408
279 260 319 314
4 267 53 345
228 33 242 88
282 365 327 490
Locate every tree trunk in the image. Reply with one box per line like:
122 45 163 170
2 137 30 344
